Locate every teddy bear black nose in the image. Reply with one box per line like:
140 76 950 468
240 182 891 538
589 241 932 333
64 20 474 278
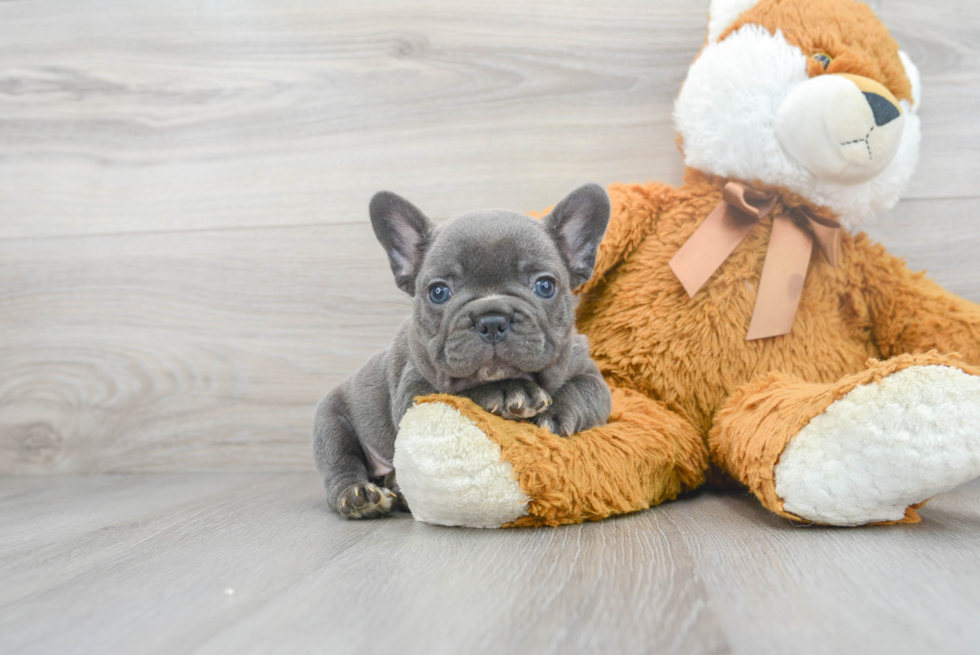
863 91 901 126
475 314 511 344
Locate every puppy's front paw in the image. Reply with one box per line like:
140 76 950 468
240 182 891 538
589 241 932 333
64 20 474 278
337 483 397 519
467 379 551 420
534 408 579 437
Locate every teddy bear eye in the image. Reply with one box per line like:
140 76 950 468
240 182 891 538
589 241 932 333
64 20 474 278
812 53 833 69
428 284 451 304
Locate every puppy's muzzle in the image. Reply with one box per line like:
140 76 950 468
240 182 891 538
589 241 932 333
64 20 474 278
475 313 511 344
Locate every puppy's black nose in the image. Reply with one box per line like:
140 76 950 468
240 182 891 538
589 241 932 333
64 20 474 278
474 314 511 344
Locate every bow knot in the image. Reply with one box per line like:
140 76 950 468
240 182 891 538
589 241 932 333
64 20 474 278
668 181 841 340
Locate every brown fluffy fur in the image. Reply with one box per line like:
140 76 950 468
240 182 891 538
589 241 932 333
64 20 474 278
722 0 913 103
412 0 979 526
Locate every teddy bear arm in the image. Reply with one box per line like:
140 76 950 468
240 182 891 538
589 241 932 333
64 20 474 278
862 249 980 365
395 387 709 527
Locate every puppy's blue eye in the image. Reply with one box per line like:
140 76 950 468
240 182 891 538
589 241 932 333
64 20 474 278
534 278 556 299
428 284 451 304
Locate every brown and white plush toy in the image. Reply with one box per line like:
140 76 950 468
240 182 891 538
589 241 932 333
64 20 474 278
393 0 980 528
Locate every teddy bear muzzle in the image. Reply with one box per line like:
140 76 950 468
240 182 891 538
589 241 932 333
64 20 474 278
775 72 905 185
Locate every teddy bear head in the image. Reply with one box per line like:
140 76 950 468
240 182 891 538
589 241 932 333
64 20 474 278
675 0 922 228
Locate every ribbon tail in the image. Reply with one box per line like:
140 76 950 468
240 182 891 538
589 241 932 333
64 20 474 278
809 219 841 267
669 201 757 298
746 215 814 341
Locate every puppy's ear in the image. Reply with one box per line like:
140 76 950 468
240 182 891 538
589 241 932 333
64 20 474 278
543 184 611 288
370 191 435 295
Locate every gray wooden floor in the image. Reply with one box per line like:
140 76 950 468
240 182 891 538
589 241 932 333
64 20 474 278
1 473 979 655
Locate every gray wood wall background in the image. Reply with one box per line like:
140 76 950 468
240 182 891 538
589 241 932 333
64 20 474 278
1 0 978 474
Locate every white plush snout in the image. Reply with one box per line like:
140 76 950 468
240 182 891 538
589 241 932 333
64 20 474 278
775 74 904 185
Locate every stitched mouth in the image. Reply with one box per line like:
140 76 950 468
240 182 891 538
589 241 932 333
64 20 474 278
840 124 875 161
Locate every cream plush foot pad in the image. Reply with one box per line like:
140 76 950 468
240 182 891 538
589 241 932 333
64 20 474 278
393 401 529 528
775 365 980 525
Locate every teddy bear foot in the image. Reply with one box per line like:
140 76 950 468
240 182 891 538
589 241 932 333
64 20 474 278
774 365 980 526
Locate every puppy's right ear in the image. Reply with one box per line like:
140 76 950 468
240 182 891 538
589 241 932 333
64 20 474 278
369 191 435 296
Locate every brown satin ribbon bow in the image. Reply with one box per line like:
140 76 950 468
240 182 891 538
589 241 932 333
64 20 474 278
668 181 841 341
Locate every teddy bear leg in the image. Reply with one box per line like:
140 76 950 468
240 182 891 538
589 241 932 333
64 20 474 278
710 352 980 526
394 387 709 528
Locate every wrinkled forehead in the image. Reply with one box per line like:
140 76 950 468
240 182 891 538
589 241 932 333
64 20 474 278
716 0 912 103
421 211 562 283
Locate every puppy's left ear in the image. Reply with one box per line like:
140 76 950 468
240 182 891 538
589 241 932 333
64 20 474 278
370 191 435 296
543 184 611 288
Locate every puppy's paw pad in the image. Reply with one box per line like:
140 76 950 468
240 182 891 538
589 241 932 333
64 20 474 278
338 483 397 519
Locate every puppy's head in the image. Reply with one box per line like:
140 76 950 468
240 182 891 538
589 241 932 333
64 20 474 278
370 184 610 391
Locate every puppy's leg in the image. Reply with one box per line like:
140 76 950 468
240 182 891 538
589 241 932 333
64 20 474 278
535 367 612 437
461 378 552 420
313 387 398 519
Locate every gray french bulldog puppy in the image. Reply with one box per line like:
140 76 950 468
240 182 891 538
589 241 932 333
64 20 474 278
313 184 613 519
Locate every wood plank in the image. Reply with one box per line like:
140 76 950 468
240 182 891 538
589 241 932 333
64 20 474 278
0 223 406 474
0 0 977 239
0 473 731 655
875 0 980 201
0 0 699 239
865 197 980 299
2 197 980 474
660 478 980 655
1 473 978 655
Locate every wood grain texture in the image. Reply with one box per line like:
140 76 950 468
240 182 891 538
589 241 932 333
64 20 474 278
0 0 977 240
1 0 980 473
0 224 406 474
0 0 700 239
1 472 978 655
663 479 980 655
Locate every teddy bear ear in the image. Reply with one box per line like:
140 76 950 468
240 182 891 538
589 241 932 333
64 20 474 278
706 0 762 43
899 50 922 114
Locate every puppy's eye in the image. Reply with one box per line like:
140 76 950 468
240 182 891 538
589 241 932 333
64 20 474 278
533 277 557 299
428 284 451 304
812 53 833 69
